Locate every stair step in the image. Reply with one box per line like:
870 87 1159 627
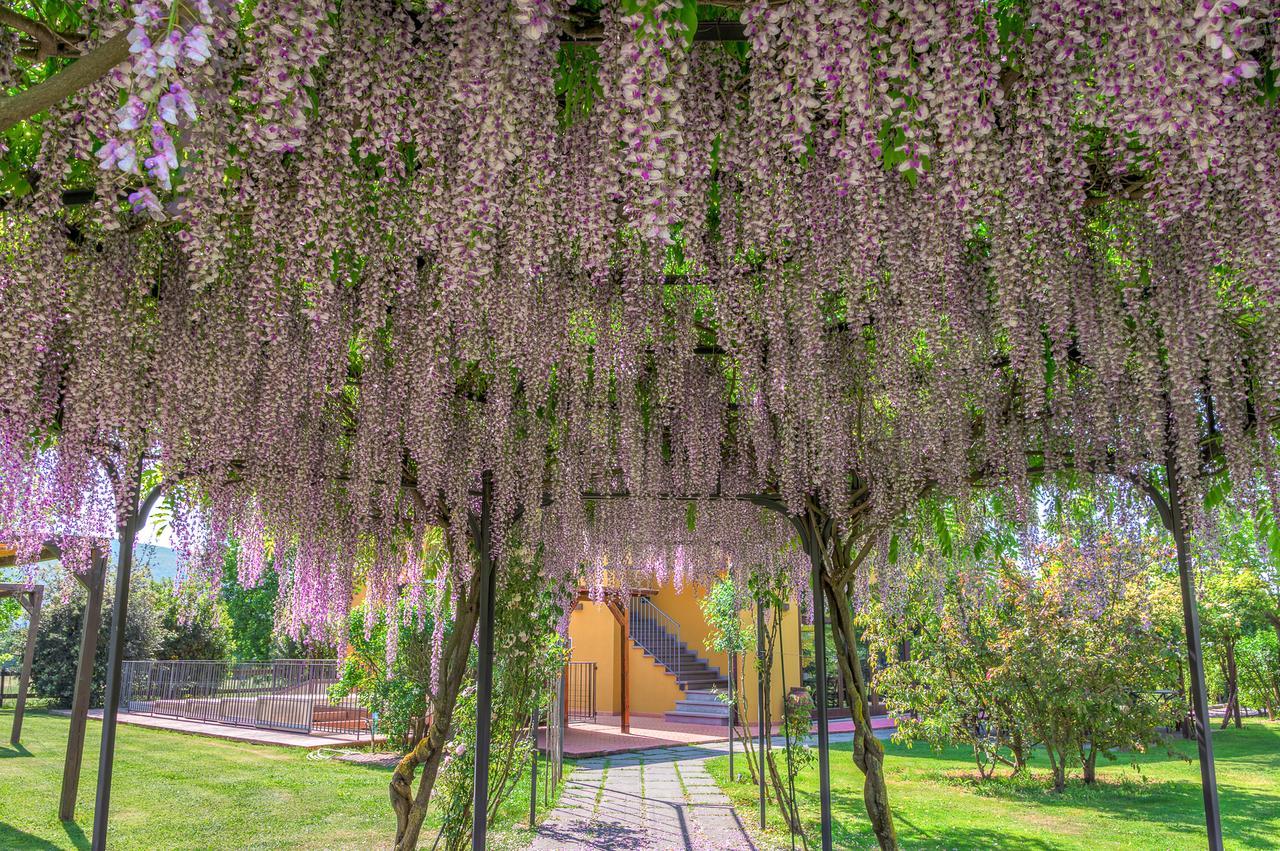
664 710 732 726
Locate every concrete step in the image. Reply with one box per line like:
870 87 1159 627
682 690 727 705
664 706 732 726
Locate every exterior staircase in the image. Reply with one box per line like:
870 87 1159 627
627 599 732 726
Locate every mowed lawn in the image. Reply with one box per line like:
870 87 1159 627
707 719 1280 850
0 709 544 850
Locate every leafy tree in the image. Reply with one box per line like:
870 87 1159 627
336 595 437 752
31 567 165 708
153 578 228 661
868 534 1184 791
1235 630 1280 720
220 547 280 662
0 596 21 670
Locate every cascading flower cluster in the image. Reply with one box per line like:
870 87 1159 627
1 0 1279 638
97 0 219 217
611 0 691 245
239 0 336 154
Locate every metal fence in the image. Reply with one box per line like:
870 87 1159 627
564 660 597 722
120 659 369 738
536 665 566 812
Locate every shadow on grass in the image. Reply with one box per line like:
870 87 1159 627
0 822 75 851
0 742 31 759
59 819 89 851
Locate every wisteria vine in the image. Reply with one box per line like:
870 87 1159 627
0 0 1278 644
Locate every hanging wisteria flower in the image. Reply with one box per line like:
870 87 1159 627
93 0 224 219
97 138 140 173
127 186 164 219
0 0 1278 653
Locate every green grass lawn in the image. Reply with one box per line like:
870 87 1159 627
706 719 1280 850
0 708 558 850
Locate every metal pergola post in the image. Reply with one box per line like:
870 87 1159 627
472 471 495 851
529 698 538 827
728 651 735 778
91 478 162 851
756 598 767 832
1160 455 1224 851
806 526 834 851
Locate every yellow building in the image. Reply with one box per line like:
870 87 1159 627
566 579 802 727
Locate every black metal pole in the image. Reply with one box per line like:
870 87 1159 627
807 524 834 851
61 552 107 820
729 652 735 779
756 598 767 832
472 472 496 851
92 477 160 851
1163 457 1224 851
529 699 538 827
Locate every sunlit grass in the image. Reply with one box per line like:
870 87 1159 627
0 709 556 850
707 719 1280 850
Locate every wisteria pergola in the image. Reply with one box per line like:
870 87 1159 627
2 1 1278 850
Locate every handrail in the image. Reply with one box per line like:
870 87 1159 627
630 597 683 683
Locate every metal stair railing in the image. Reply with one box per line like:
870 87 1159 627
630 598 682 684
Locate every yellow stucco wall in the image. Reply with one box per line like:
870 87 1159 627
567 600 621 712
567 581 803 721
736 599 803 724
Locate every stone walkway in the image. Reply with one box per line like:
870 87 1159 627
527 743 758 850
528 732 866 851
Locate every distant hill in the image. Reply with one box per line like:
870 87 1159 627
114 541 180 582
1 542 180 584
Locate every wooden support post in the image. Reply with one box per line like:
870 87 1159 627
10 584 43 746
619 601 630 734
92 479 162 851
60 551 106 821
605 598 631 734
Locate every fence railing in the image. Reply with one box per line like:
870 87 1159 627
537 669 565 810
630 597 682 683
119 659 368 738
564 661 597 722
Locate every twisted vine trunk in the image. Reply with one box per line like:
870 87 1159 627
823 572 898 850
390 566 483 851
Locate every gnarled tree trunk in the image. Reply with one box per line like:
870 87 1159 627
823 566 898 850
390 564 483 851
